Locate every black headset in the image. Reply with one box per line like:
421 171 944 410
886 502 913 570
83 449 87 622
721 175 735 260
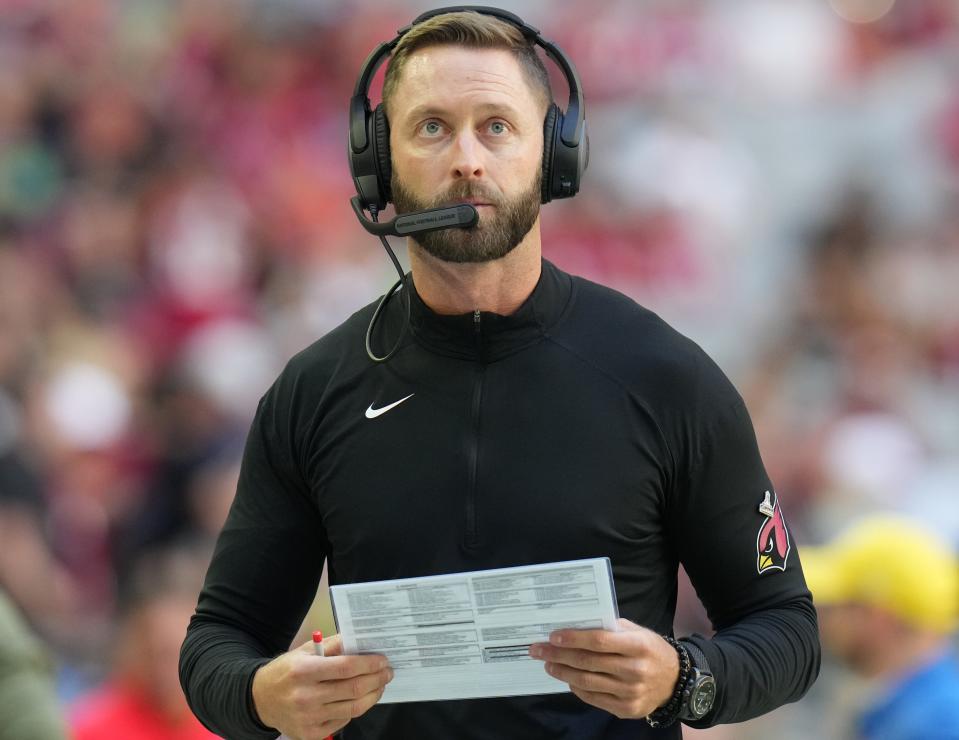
348 5 589 214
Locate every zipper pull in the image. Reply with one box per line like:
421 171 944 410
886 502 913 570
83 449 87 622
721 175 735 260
473 309 482 356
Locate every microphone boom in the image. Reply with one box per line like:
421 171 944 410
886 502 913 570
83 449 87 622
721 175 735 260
351 196 478 237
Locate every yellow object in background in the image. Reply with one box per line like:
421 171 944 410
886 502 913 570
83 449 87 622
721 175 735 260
802 515 959 635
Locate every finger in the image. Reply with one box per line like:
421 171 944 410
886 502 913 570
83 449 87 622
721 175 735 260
314 654 390 682
295 633 344 657
569 685 641 720
320 667 394 703
544 661 627 696
547 623 653 655
322 682 389 721
531 645 642 680
323 634 344 656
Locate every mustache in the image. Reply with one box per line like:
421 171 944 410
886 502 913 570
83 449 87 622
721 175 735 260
433 184 500 208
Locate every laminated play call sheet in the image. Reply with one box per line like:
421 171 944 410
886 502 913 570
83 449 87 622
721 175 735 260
329 557 619 703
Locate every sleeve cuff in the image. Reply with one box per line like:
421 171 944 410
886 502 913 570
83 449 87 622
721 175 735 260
245 658 279 736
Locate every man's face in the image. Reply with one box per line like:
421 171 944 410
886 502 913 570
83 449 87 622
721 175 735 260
388 46 545 263
817 602 896 676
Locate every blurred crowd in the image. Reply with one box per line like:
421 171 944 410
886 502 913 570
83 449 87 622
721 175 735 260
0 0 957 737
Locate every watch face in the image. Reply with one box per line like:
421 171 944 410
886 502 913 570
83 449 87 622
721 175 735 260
690 675 717 718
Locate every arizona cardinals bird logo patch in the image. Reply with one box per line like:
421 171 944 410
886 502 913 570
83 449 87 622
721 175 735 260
756 490 791 574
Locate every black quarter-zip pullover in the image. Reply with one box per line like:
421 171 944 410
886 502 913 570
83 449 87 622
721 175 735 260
180 259 819 739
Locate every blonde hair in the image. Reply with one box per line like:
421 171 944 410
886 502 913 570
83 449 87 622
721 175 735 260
381 11 553 119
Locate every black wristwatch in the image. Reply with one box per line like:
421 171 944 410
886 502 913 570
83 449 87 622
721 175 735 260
678 642 716 721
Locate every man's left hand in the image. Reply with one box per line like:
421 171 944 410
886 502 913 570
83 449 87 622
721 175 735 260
528 618 680 720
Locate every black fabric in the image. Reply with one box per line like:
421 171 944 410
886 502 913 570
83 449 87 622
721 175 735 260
180 259 820 739
372 104 392 204
541 103 559 203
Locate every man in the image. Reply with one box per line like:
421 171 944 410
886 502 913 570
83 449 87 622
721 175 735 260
803 515 959 740
180 9 820 739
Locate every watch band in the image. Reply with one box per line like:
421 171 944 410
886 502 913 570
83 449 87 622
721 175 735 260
677 640 716 721
681 641 710 675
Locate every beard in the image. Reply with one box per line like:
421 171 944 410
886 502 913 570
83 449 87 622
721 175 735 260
391 171 541 264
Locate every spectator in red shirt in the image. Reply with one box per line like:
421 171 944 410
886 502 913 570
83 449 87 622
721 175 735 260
71 545 216 740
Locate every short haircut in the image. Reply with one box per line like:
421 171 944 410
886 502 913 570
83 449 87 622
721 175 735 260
381 11 554 121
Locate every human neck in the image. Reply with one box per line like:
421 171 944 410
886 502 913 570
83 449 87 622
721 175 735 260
408 220 542 316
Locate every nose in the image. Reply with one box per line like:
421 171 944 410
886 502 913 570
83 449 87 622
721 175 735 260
450 130 484 181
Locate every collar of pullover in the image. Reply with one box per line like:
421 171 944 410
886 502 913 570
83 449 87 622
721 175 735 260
407 258 572 362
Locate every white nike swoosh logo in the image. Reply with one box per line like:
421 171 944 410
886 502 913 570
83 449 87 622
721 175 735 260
365 393 415 419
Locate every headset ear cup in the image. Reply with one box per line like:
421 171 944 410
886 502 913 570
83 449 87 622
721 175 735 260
541 103 559 204
373 104 393 204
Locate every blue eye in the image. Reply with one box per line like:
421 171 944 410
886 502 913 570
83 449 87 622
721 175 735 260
490 121 507 135
423 121 442 136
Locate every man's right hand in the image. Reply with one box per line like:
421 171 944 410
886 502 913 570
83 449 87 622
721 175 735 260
251 634 393 740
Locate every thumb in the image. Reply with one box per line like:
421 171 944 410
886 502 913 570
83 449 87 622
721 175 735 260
616 618 643 632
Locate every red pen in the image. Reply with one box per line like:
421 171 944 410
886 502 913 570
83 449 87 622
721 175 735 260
314 631 332 740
